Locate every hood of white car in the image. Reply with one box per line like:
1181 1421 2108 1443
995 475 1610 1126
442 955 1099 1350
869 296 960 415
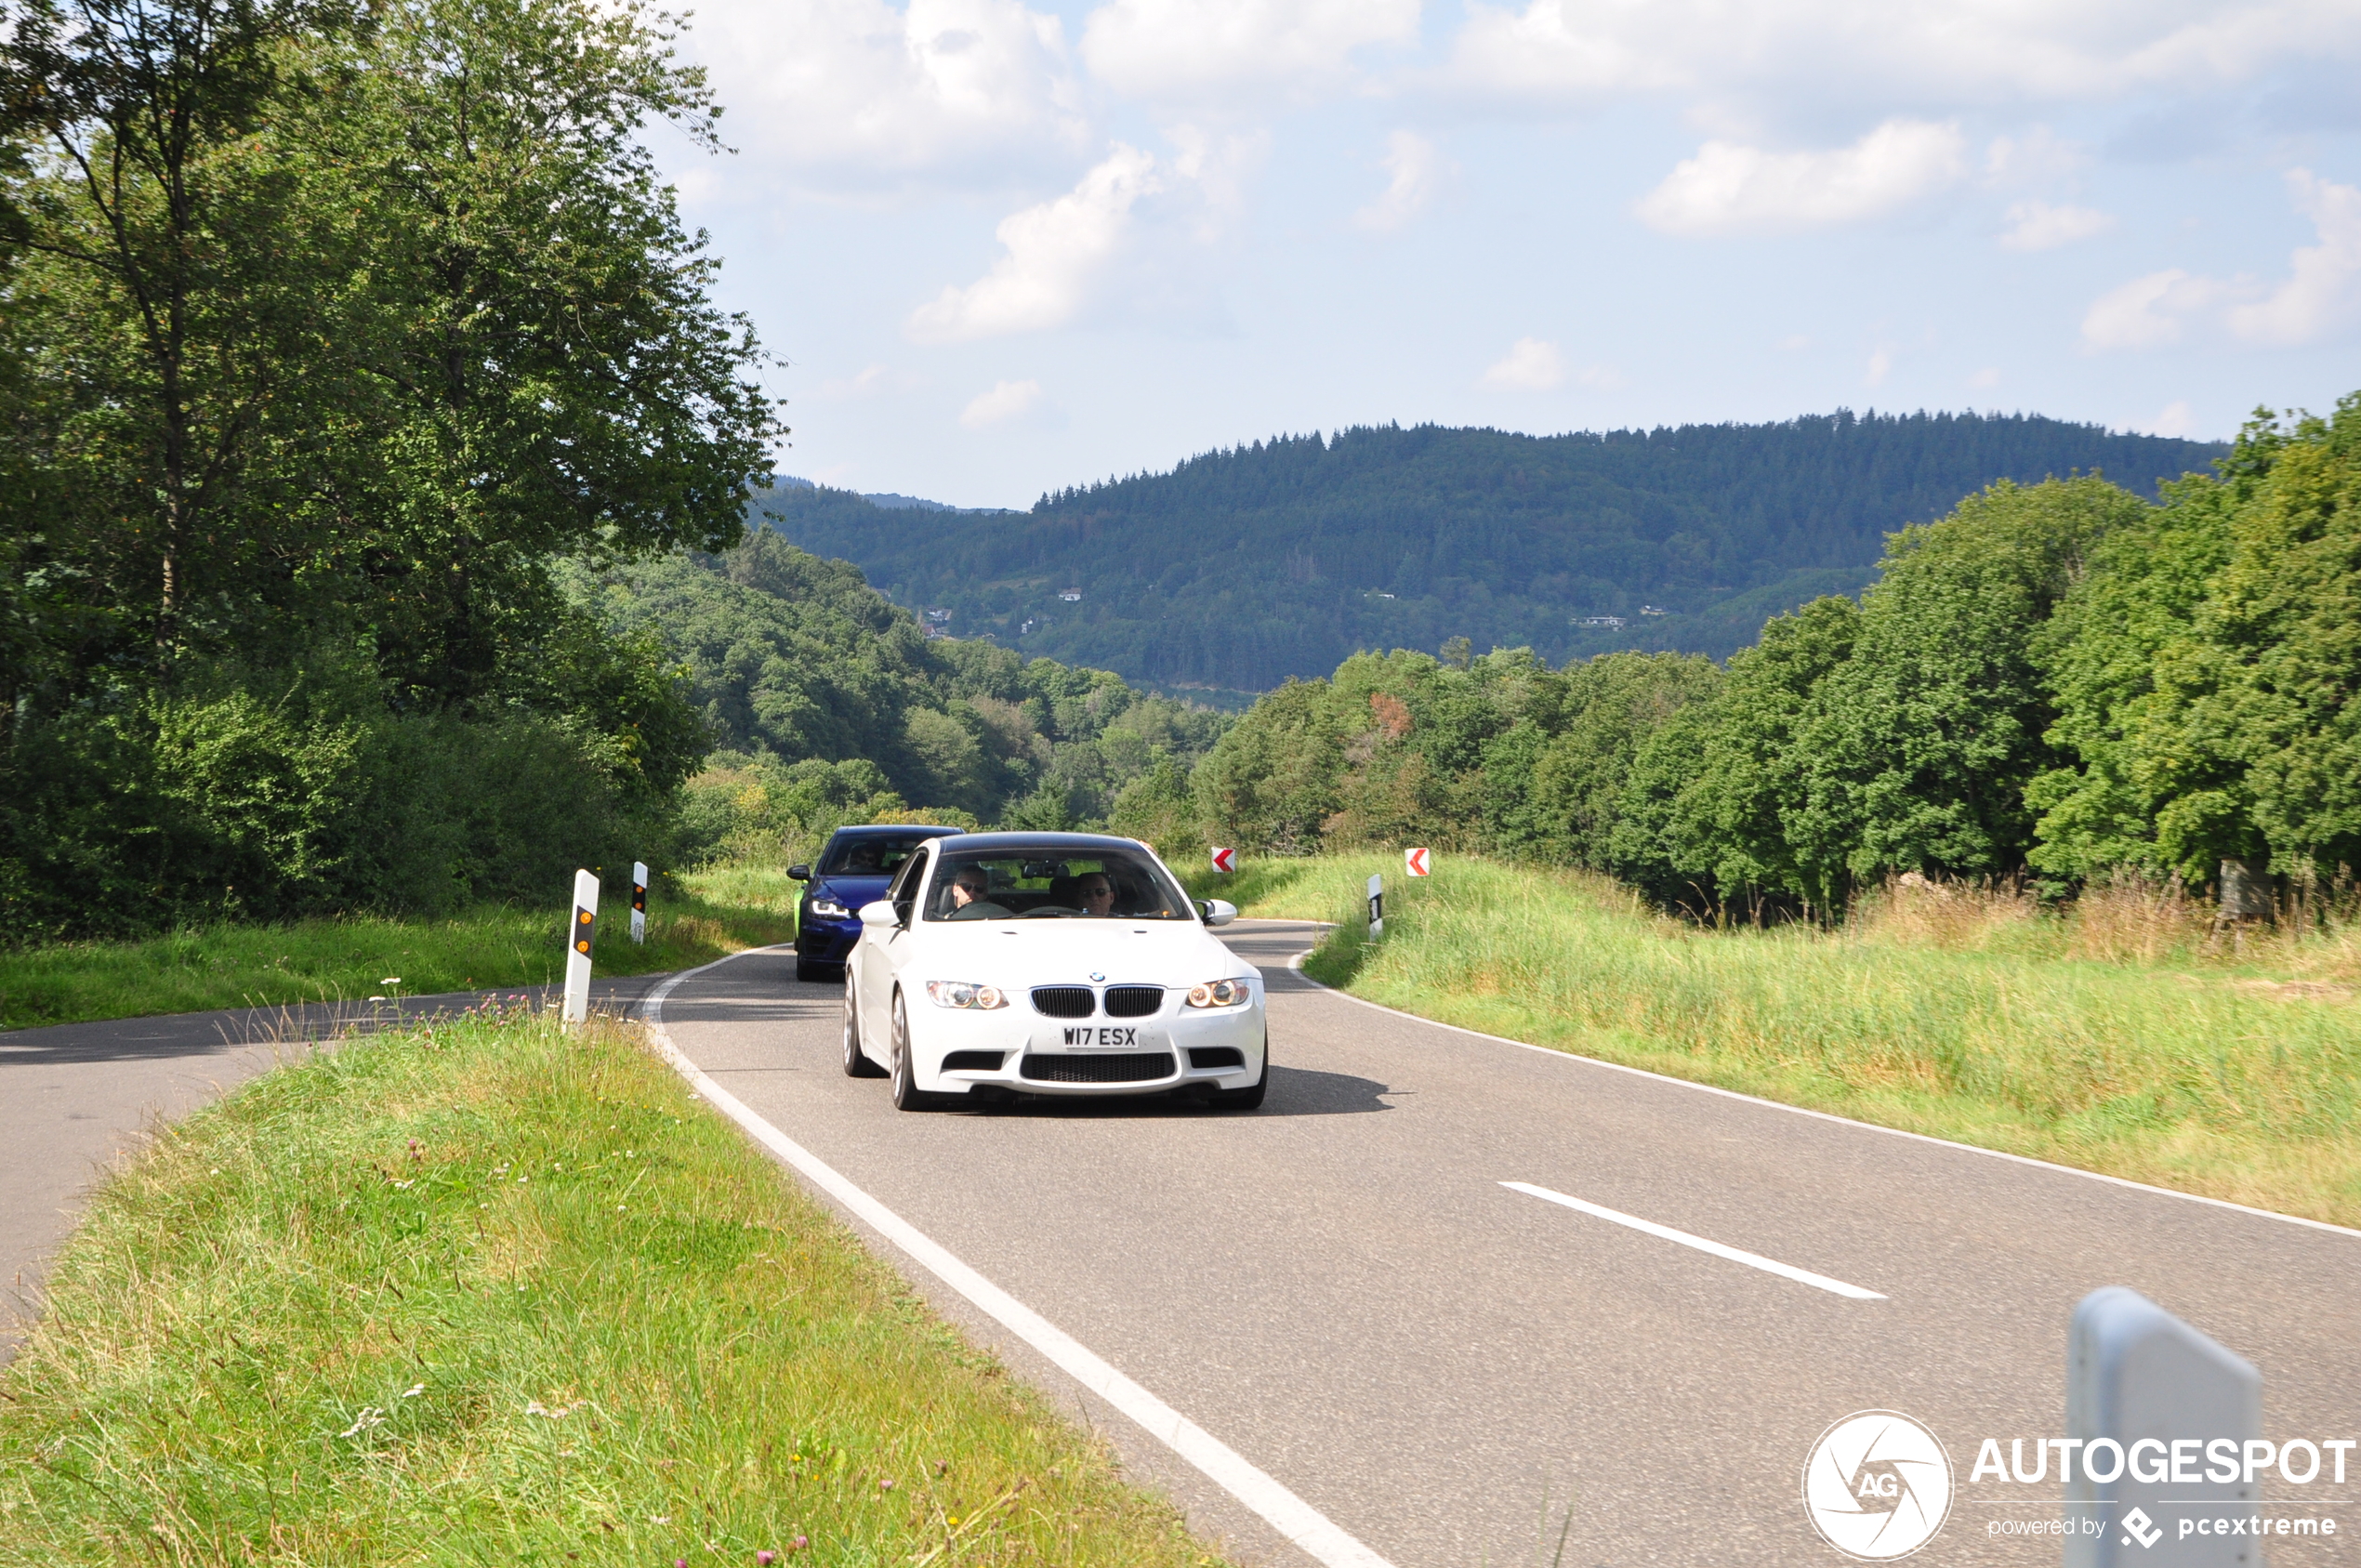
914 919 1256 988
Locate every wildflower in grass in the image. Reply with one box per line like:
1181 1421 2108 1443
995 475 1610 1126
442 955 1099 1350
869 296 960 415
879 1478 894 1492
793 1536 808 1552
758 1553 776 1565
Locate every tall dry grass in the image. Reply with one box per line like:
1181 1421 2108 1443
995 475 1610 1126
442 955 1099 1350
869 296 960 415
1846 866 2361 986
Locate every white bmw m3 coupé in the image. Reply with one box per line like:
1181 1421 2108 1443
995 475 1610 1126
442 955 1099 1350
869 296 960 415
841 832 1267 1111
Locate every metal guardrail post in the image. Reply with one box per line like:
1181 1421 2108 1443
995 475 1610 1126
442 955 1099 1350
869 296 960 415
2065 1286 2262 1566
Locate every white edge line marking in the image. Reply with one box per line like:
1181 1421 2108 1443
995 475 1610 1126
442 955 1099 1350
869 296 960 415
1501 1181 1885 1299
1266 929 2361 1242
639 948 1398 1568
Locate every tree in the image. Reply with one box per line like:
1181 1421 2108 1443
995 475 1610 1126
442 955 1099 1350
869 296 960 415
304 0 775 708
1660 593 1861 911
5 0 355 660
1192 679 1345 854
2043 400 2361 884
2025 474 2238 882
1790 478 2144 892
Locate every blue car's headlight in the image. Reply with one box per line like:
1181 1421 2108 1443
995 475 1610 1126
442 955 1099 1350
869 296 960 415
809 898 851 919
926 981 1008 1010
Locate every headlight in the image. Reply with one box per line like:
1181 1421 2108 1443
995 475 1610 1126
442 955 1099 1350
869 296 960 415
925 980 1007 1010
1185 978 1250 1008
809 898 851 919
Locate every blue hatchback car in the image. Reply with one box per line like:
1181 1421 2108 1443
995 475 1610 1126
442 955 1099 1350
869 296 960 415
789 824 965 982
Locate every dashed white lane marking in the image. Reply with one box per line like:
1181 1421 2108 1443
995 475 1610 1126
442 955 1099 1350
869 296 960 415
1503 1179 1886 1299
640 952 1398 1568
1271 936 2361 1243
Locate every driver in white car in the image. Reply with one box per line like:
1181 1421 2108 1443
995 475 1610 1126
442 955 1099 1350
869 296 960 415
1074 871 1116 916
945 864 1009 920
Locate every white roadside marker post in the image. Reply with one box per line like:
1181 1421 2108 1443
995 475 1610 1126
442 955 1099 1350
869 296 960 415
562 868 600 1025
630 861 648 945
1366 873 1383 941
2064 1286 2262 1566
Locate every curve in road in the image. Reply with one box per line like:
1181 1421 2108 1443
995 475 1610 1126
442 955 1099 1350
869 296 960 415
646 920 2361 1568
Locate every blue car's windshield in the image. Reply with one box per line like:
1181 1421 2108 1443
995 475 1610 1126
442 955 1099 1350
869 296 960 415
923 846 1193 922
818 833 937 878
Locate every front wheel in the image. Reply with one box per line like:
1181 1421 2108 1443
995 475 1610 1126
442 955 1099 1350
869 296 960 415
843 979 886 1078
1207 1033 1269 1110
889 992 950 1111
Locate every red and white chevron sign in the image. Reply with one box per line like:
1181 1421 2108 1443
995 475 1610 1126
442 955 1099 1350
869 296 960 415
1210 846 1236 874
1405 847 1431 876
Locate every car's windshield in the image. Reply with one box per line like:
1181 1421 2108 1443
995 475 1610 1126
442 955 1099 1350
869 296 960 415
818 833 939 878
923 846 1194 922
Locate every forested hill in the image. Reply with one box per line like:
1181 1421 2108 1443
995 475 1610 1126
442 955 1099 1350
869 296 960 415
757 413 2225 692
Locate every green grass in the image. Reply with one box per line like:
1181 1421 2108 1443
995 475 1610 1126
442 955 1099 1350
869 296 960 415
0 868 798 1033
1189 853 2361 1229
0 1007 1220 1566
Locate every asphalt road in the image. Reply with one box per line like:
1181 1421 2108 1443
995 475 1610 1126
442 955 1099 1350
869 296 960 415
0 975 666 1361
656 921 2361 1568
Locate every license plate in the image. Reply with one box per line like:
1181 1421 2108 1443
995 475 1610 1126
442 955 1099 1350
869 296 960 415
1036 1023 1163 1051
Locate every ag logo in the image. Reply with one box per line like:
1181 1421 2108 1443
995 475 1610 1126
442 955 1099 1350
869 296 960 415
1802 1410 1954 1561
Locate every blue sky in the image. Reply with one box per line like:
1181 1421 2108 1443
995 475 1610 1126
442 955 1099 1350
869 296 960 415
653 0 2361 508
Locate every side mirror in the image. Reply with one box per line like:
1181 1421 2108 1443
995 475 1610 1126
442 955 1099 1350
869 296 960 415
786 863 811 881
1198 899 1237 928
859 900 902 930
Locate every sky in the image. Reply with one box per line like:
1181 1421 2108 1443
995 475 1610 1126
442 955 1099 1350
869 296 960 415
650 0 2361 509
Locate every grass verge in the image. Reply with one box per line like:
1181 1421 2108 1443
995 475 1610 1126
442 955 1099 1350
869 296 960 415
0 1005 1218 1566
1186 853 2361 1229
0 867 798 1033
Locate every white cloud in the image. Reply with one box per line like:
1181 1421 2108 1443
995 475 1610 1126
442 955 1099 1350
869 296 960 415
2080 269 2232 349
1968 365 2001 389
906 146 1162 342
1442 0 1675 104
1982 128 2090 188
820 364 926 399
1481 337 1565 390
1637 120 1967 237
1866 347 1893 387
1435 1 2361 123
959 378 1047 428
1080 0 1419 105
2226 169 2361 346
2081 169 2361 350
1354 132 1451 232
682 0 1087 188
2141 399 2198 437
1999 200 2117 252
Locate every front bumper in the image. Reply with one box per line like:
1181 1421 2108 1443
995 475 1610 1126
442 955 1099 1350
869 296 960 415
794 916 861 964
908 990 1266 1098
